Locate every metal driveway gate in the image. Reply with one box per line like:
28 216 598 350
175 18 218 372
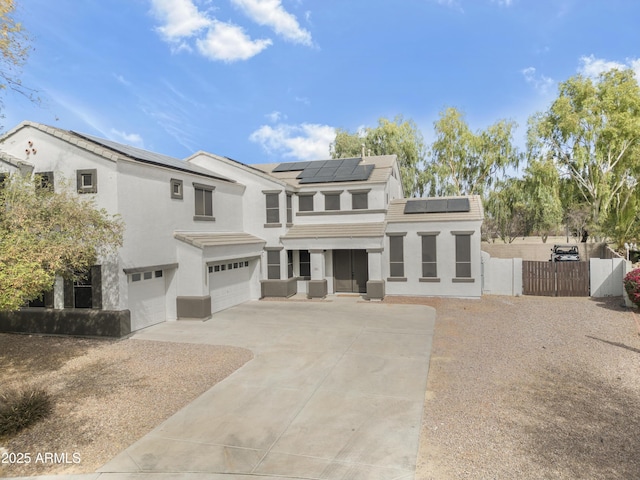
523 261 590 297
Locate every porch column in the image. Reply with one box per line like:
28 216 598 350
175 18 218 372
366 248 385 300
307 249 327 298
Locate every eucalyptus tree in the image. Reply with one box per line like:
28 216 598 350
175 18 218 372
529 68 640 238
429 107 521 197
331 115 427 196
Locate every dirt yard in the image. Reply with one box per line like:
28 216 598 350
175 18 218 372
411 295 640 480
0 334 252 477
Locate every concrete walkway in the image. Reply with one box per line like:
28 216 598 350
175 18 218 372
19 297 435 480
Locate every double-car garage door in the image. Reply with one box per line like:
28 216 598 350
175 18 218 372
209 258 257 314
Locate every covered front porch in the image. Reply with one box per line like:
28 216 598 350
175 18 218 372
280 223 386 300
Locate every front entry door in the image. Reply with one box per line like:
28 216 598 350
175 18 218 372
334 250 368 293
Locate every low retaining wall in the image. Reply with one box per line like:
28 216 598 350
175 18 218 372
0 309 131 337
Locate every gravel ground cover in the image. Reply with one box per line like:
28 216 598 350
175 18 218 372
0 334 252 477
407 295 640 480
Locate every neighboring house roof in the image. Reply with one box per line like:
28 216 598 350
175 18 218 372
174 231 266 249
252 155 396 188
3 121 233 183
386 195 484 223
282 222 386 239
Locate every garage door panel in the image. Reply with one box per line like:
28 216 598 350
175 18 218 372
129 276 166 331
210 259 255 314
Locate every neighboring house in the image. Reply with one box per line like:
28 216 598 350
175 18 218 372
0 121 483 337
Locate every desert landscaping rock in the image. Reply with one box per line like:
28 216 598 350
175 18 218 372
0 335 252 478
412 295 640 480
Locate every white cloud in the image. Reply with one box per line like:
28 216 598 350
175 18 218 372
196 20 272 62
522 66 554 94
110 129 145 148
578 55 640 80
492 0 513 6
231 0 312 45
149 0 211 40
249 123 336 160
266 111 285 122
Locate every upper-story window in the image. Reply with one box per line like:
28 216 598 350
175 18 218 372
170 179 183 199
36 171 54 192
77 169 97 194
286 193 292 224
193 183 215 221
350 189 369 210
298 193 314 212
265 192 280 224
324 192 341 211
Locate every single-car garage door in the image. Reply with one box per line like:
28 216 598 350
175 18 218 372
128 270 166 331
209 259 255 314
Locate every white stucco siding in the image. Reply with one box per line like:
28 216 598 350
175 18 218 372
0 126 119 213
116 159 245 270
384 220 483 298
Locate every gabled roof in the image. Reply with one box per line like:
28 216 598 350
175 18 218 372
252 155 397 188
386 195 484 223
4 121 233 183
186 151 290 188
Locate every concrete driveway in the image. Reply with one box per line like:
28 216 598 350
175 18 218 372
98 296 435 480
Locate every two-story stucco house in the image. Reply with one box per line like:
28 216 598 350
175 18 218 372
0 121 483 336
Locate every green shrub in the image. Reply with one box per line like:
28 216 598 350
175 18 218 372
0 388 53 436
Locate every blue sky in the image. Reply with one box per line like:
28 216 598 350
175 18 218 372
5 0 640 165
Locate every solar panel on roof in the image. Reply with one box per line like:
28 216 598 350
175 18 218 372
425 199 448 213
291 158 374 184
447 198 470 212
404 200 428 213
404 197 472 214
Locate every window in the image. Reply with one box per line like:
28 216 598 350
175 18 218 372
455 234 472 278
324 192 340 211
170 179 183 199
286 193 293 224
27 285 54 308
299 250 311 278
267 250 280 279
132 273 141 282
389 235 405 277
287 250 294 278
351 191 368 210
194 183 214 220
421 235 438 278
298 194 314 212
76 169 97 194
265 193 280 224
36 171 54 192
155 270 163 278
64 266 102 309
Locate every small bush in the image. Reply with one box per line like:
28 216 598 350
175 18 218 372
624 268 640 308
0 388 53 436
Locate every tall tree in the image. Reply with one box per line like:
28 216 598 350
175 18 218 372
0 0 35 108
483 178 529 244
521 158 563 242
0 173 124 310
428 107 521 197
529 69 640 238
331 115 427 196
